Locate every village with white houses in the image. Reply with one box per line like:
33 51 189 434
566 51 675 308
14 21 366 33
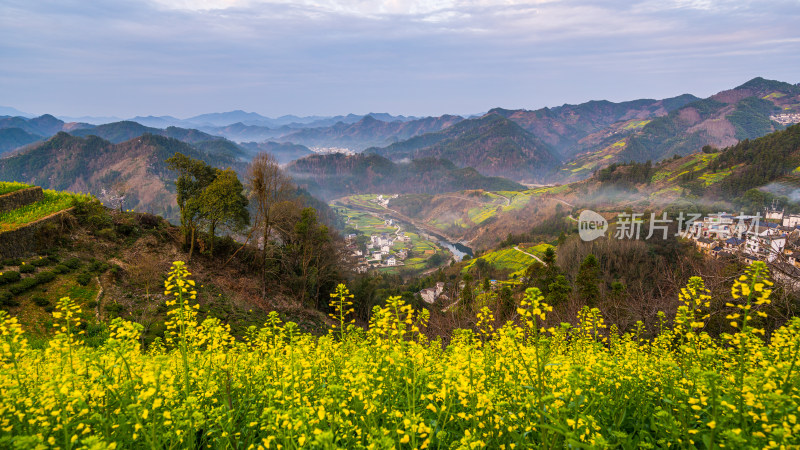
343 195 414 273
686 206 800 278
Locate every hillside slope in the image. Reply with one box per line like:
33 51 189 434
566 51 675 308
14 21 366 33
280 114 464 151
0 133 245 221
368 113 560 181
286 153 525 200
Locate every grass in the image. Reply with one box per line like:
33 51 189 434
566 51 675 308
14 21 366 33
0 182 31 196
0 190 90 232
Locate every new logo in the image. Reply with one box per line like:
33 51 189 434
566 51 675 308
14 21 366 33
578 210 608 241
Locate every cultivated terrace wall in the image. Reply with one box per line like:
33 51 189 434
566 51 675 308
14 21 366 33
0 209 75 259
0 187 43 213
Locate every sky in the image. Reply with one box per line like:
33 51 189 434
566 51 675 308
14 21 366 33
1 0 799 119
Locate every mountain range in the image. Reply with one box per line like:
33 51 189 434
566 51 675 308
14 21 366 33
1 76 798 191
0 132 245 222
286 153 524 200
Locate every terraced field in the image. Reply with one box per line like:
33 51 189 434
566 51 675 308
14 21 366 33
0 189 90 232
0 181 30 196
463 246 536 274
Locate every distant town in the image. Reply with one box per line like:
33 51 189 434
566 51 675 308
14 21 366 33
686 207 800 279
344 195 412 273
770 113 800 126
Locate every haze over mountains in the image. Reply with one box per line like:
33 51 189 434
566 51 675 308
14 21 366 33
1 76 798 210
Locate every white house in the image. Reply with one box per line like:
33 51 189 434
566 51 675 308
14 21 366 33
784 214 800 228
387 257 397 266
745 233 786 262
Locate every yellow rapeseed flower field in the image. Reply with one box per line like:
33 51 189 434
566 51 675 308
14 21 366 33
1 261 799 449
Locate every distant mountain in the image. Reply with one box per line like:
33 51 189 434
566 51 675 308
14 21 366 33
0 115 96 153
0 106 34 118
279 114 463 151
238 141 314 164
0 133 246 222
286 153 524 200
489 94 699 159
0 114 72 137
57 115 122 125
368 113 560 181
128 115 185 128
617 77 800 163
0 128 43 152
67 121 247 160
554 77 800 182
186 110 274 127
202 123 288 143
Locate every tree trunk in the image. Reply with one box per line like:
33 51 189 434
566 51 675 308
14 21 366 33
209 221 216 256
189 226 196 261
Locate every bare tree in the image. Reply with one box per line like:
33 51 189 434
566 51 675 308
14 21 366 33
247 152 294 298
100 181 129 212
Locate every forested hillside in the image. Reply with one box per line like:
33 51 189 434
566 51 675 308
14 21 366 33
0 133 245 221
368 113 560 181
287 153 525 200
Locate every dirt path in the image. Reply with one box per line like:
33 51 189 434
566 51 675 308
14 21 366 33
513 245 544 264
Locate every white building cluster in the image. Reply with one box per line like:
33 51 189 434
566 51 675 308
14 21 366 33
686 211 800 271
346 229 412 273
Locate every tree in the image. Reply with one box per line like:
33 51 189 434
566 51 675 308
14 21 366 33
576 254 601 306
247 152 294 297
197 169 250 256
460 274 474 309
166 153 218 259
546 275 572 306
499 286 514 318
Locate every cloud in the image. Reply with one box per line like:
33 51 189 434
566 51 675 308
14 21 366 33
0 0 798 117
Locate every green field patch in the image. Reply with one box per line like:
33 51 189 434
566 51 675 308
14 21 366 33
463 247 536 274
762 92 786 100
467 205 500 224
622 119 651 130
0 190 89 233
698 169 733 186
611 139 626 148
650 186 683 198
519 242 554 258
650 170 672 183
0 181 32 196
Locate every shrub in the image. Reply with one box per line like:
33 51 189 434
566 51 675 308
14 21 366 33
104 302 124 316
34 271 57 284
0 290 16 307
8 278 37 295
88 260 110 273
94 228 116 240
32 296 50 307
53 264 71 274
64 258 82 270
31 257 51 267
76 272 92 286
1 258 21 267
19 264 35 274
0 271 21 285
